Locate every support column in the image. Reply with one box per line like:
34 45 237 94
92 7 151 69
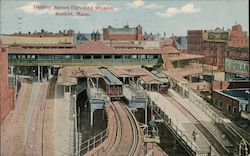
123 77 126 84
10 66 14 76
38 65 40 83
90 109 94 126
41 66 43 81
145 102 147 125
64 86 66 97
87 78 90 88
69 85 72 95
96 77 99 88
132 77 135 83
48 66 51 79
157 84 160 93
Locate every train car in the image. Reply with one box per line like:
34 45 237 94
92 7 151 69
151 70 171 93
99 67 123 99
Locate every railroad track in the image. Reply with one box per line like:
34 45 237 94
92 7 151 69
106 101 141 156
164 93 230 156
42 77 57 156
10 79 33 156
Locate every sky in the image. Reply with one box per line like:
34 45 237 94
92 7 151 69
0 0 249 36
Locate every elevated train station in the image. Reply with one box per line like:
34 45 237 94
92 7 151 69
3 39 250 156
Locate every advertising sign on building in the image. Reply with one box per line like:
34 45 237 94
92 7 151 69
225 58 249 75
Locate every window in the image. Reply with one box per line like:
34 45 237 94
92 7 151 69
153 55 159 59
65 86 70 92
83 55 91 59
233 107 237 114
219 100 222 107
138 55 146 59
64 55 71 59
114 55 122 59
104 55 112 59
131 55 137 59
55 55 64 59
94 55 102 59
213 99 218 105
227 105 231 112
73 55 81 59
147 55 154 59
123 55 130 59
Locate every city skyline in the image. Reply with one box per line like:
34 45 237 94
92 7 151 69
1 0 249 36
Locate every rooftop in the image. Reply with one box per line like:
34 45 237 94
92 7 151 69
100 67 123 85
222 88 249 102
7 41 162 55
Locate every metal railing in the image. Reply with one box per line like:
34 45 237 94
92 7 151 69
147 99 211 156
74 128 108 155
173 82 250 151
9 58 160 66
75 81 87 95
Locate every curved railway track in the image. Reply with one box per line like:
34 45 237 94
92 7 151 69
106 101 141 156
164 93 230 156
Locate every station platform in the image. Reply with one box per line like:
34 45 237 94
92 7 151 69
147 91 219 155
167 89 232 147
123 85 147 109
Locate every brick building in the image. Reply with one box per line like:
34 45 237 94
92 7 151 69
187 24 249 74
1 29 74 45
188 28 229 70
228 24 249 48
212 81 250 120
0 42 16 124
225 24 249 81
103 25 143 41
187 30 204 54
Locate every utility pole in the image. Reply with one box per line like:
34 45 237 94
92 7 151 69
18 17 22 32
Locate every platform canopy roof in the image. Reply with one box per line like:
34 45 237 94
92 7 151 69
57 68 77 85
109 66 148 78
7 41 162 55
139 69 163 84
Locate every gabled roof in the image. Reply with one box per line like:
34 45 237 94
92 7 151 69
162 45 181 54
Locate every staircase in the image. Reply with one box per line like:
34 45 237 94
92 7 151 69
161 54 174 71
75 81 87 95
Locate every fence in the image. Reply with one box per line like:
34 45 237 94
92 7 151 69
172 82 250 151
147 98 211 156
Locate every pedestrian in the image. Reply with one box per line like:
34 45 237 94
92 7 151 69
192 130 196 142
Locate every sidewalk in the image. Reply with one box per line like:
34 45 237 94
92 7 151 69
53 84 75 156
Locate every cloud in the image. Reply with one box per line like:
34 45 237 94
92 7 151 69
156 3 201 18
127 1 163 9
127 0 144 8
18 1 55 15
143 3 164 9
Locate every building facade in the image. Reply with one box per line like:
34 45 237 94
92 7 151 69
225 24 249 81
103 25 143 41
1 29 74 45
187 24 249 75
187 30 204 53
0 43 16 124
